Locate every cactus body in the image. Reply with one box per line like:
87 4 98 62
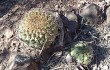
17 9 58 49
70 41 93 65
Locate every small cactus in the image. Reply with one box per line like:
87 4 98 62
16 9 58 50
70 41 93 65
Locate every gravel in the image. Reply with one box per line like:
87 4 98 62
0 0 110 70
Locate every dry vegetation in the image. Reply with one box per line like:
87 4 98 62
0 0 110 70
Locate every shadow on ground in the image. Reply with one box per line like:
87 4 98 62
40 23 108 70
0 0 19 18
0 0 52 18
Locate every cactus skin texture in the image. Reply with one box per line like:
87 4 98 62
70 41 93 65
17 9 58 50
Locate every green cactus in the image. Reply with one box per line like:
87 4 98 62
70 41 93 65
17 9 58 50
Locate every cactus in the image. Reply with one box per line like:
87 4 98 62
70 41 93 65
16 9 58 50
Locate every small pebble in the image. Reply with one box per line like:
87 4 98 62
93 64 100 70
106 6 110 25
0 65 2 70
66 54 72 63
103 65 109 70
105 0 110 4
55 5 59 11
4 28 13 39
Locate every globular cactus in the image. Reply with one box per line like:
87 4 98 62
16 9 59 50
70 41 93 65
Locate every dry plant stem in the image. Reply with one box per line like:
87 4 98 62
46 51 62 67
89 32 98 67
73 17 86 41
39 39 47 55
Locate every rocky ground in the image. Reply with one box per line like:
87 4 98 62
0 0 110 70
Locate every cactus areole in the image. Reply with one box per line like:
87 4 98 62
16 9 59 50
70 41 93 65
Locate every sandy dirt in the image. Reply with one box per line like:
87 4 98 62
0 0 110 70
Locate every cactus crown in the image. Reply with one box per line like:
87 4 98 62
70 41 93 65
17 9 58 50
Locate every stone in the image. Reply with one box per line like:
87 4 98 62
66 54 73 63
80 4 103 24
4 28 13 39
